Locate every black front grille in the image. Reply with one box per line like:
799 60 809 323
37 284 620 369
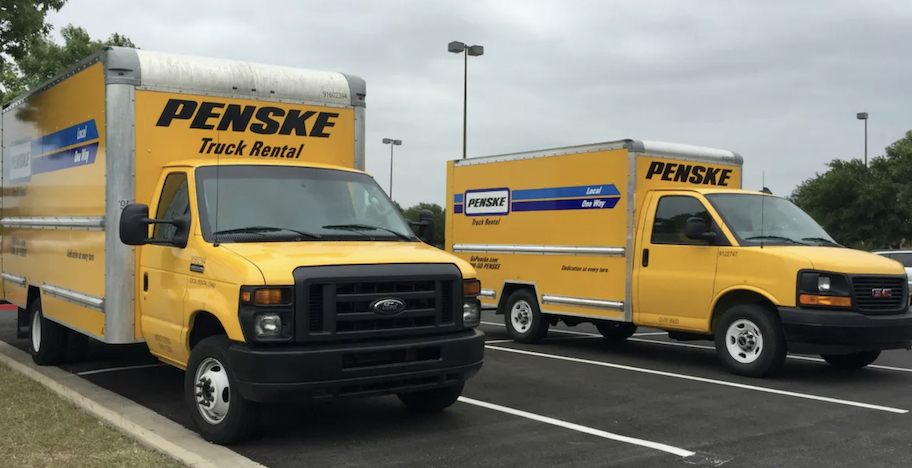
851 275 908 314
294 263 464 342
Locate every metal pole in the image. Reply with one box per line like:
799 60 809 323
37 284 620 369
389 143 394 199
864 118 868 167
463 48 467 160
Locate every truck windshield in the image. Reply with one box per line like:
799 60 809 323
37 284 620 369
704 193 840 247
194 165 416 243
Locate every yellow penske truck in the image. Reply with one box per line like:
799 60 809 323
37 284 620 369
0 46 485 444
445 140 912 378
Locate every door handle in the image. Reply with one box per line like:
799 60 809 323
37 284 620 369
143 272 149 291
642 248 650 267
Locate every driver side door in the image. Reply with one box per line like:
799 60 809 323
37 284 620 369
140 171 192 363
635 193 722 331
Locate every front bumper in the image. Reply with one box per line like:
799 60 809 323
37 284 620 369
228 329 485 403
778 306 912 355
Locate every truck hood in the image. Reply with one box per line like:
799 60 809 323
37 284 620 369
221 241 475 284
769 246 906 275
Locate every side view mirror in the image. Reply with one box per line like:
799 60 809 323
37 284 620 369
684 217 717 243
409 209 436 245
119 204 190 248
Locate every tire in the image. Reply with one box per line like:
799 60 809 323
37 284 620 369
595 321 638 343
398 383 464 412
185 335 261 445
28 298 68 366
504 289 549 343
820 351 881 370
713 303 787 378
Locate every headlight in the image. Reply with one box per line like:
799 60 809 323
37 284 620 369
462 279 482 327
797 271 851 308
254 313 282 338
239 285 294 342
463 299 481 327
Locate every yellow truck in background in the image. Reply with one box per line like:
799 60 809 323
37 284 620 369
1 46 485 444
445 140 912 378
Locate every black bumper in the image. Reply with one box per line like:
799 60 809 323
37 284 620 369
779 306 912 355
228 329 485 403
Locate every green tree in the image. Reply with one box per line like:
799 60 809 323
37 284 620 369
790 130 912 250
0 0 67 75
2 23 136 103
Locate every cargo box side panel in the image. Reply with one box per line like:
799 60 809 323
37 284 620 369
1 62 107 338
450 148 630 321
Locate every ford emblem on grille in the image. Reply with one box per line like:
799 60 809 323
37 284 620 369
872 288 892 298
370 297 407 316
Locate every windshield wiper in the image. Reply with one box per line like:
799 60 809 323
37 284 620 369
743 235 808 245
321 224 413 241
213 226 321 239
801 237 843 247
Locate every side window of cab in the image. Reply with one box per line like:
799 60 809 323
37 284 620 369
152 172 190 242
651 195 714 245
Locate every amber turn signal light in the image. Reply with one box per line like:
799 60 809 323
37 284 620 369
463 279 481 296
799 294 851 307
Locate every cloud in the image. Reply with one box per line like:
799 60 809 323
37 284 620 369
46 0 912 205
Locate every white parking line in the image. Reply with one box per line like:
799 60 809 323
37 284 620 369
479 321 665 338
628 337 912 374
76 363 167 376
458 396 696 458
482 320 912 374
485 344 908 414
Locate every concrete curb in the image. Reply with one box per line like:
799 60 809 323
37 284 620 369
0 340 267 468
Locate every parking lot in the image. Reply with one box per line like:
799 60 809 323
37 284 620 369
3 309 912 467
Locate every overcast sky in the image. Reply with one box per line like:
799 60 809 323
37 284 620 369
47 0 912 208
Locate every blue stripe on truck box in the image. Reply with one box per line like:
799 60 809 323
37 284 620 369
31 120 99 156
4 120 100 184
453 183 621 215
512 184 620 200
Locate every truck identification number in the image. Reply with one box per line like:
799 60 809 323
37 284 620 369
657 316 680 325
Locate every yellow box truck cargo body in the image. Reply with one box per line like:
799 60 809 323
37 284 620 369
447 140 742 323
2 47 366 345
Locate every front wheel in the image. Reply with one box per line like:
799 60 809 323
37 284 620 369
398 383 464 412
504 289 549 343
185 335 261 445
821 351 881 370
714 304 787 378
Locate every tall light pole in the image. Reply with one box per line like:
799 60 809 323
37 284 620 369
448 40 484 159
382 138 401 198
857 112 868 167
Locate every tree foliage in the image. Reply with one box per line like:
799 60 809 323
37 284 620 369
0 0 66 67
2 23 136 103
790 130 912 250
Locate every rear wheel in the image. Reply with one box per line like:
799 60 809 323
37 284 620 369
185 335 261 445
504 289 549 343
820 351 881 370
595 321 638 343
714 304 787 378
398 383 464 412
29 298 68 366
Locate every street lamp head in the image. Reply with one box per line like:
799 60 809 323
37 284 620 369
382 138 402 145
382 138 392 144
857 112 868 120
448 41 466 53
467 45 484 57
393 139 402 145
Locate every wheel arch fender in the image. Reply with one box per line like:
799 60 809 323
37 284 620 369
709 287 780 333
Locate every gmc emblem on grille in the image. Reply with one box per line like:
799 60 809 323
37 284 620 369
872 288 893 298
370 297 407 316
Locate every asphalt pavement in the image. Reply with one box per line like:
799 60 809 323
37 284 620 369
3 309 911 468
